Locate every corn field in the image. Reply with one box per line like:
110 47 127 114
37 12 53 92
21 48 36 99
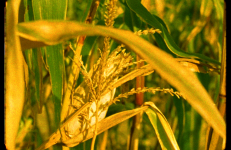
4 0 226 150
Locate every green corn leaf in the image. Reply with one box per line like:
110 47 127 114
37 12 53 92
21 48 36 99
149 15 174 56
181 100 192 149
172 95 184 144
30 2 67 150
32 48 43 112
67 0 93 22
144 102 180 150
31 0 67 21
45 44 64 125
17 20 226 141
126 0 220 66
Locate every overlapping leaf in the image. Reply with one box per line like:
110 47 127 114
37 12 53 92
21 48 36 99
126 0 220 66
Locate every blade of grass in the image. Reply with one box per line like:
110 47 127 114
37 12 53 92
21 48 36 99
17 20 226 140
144 102 180 150
5 0 25 149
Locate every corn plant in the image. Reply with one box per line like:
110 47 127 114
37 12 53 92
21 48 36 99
5 0 226 150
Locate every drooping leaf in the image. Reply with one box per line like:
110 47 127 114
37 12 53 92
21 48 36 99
5 0 25 149
144 102 180 150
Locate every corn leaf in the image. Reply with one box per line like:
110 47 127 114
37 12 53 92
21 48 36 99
5 0 25 149
31 48 43 112
17 20 226 140
144 102 180 150
31 0 67 138
172 96 184 145
126 0 220 66
67 0 93 22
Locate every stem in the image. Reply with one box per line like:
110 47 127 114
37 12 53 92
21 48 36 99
60 36 82 122
135 55 145 106
129 112 143 150
129 55 145 150
98 130 108 150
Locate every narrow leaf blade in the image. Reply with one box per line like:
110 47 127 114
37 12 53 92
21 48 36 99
144 102 180 150
31 0 67 135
